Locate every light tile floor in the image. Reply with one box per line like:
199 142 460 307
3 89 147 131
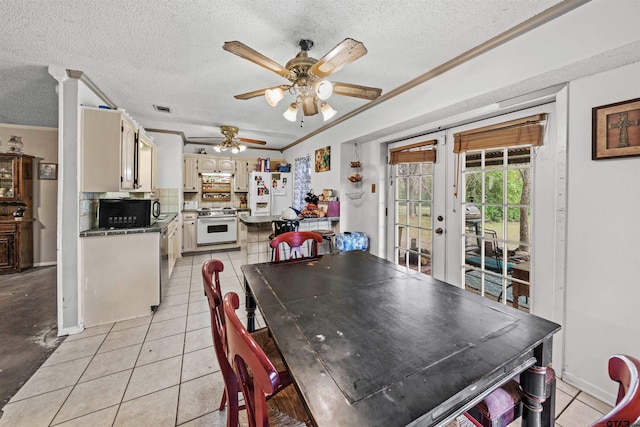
0 251 613 426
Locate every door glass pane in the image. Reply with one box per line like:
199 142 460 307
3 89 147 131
397 177 407 200
462 145 532 312
420 204 432 229
397 201 408 225
421 175 432 202
485 170 503 204
394 159 434 277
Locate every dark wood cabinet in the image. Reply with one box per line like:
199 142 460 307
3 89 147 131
0 154 34 274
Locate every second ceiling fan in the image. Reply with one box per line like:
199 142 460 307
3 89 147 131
223 38 382 122
186 126 266 153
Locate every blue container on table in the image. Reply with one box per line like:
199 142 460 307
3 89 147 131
335 232 369 252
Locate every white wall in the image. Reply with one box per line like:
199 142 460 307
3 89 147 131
563 62 640 404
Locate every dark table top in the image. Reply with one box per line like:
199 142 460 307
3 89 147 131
241 251 560 426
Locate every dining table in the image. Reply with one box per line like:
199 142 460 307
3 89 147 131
241 250 560 427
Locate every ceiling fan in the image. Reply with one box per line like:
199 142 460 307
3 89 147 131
186 126 266 153
223 38 382 122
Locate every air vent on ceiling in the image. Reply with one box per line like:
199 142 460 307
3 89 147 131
153 104 172 113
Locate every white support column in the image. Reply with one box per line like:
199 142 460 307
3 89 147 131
48 66 83 335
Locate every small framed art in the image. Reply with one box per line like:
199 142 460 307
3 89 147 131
592 98 640 160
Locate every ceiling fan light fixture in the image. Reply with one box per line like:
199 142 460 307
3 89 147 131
239 144 247 152
265 87 285 107
213 145 222 152
314 80 333 100
231 146 239 154
320 102 337 121
283 103 298 122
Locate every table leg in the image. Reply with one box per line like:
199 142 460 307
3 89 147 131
244 275 256 332
521 338 553 427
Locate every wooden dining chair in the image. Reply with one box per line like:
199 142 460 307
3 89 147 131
223 291 310 427
202 260 309 427
270 231 323 262
589 354 640 426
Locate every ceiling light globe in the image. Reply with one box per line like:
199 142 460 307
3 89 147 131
265 88 285 107
213 145 222 152
231 146 239 154
314 80 333 100
283 103 298 122
239 145 247 152
320 102 337 121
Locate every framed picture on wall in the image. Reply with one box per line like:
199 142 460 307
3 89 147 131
592 98 640 160
315 146 331 172
38 163 57 180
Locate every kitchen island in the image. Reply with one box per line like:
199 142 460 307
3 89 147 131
239 215 339 264
79 212 178 327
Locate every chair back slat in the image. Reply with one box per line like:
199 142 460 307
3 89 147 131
202 260 240 427
224 291 282 427
270 231 323 262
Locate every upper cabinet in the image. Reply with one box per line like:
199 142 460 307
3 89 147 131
234 159 249 192
137 131 157 192
183 156 199 192
81 107 153 192
198 157 234 174
0 154 33 213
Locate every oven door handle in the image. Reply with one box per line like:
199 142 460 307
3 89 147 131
199 217 237 222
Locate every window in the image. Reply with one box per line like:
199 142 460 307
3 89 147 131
293 155 310 211
455 114 545 312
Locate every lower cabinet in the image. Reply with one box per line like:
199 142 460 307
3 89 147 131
182 212 197 253
82 233 160 327
0 220 33 274
168 218 179 277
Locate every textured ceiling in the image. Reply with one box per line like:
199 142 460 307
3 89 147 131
0 0 569 149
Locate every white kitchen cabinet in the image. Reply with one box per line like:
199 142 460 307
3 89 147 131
82 233 160 327
183 156 199 192
167 217 179 277
182 212 197 253
81 107 138 192
137 131 156 192
234 159 249 192
198 156 234 174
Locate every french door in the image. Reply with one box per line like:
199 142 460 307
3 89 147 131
388 132 446 280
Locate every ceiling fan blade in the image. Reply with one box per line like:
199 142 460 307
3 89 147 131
237 137 267 145
308 38 368 79
223 41 293 79
234 85 291 100
332 82 382 100
186 136 225 143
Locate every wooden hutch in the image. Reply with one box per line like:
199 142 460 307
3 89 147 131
0 153 34 274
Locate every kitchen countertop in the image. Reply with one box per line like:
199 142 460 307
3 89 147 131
239 215 339 225
79 212 178 237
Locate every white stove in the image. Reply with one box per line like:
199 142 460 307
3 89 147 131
197 208 238 245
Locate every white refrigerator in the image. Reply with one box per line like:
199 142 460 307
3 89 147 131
249 171 293 216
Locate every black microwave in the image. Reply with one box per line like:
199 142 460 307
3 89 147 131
99 199 160 229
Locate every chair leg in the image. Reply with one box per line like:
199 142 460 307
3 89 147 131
219 389 227 411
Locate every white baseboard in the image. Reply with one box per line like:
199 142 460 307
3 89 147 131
562 370 616 406
57 325 83 337
34 261 57 267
